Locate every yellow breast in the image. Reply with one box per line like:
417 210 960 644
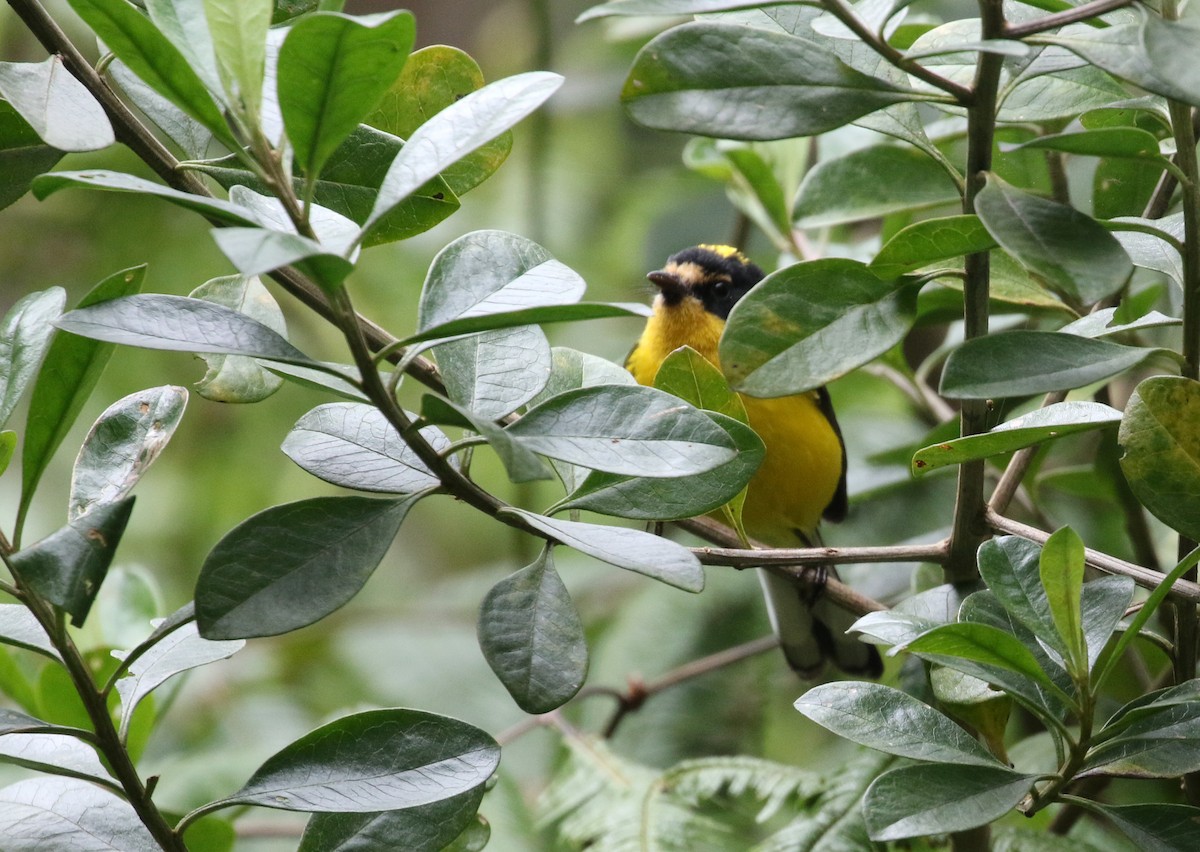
627 296 844 545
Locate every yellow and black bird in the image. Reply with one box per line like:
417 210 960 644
627 244 882 678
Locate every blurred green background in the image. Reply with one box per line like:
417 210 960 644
0 1 951 848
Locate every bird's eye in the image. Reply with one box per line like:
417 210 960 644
712 281 730 299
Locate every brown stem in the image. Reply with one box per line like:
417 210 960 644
1003 0 1137 39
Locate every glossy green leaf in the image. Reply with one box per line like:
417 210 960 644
366 44 510 198
1060 306 1180 339
577 0 773 21
906 621 1060 695
1005 127 1164 161
194 126 461 247
300 788 485 852
204 0 271 118
195 495 420 639
1140 16 1200 110
507 385 736 477
864 763 1034 841
912 402 1122 474
436 326 551 420
420 394 553 484
32 170 260 227
796 682 1004 767
974 173 1132 305
404 303 645 348
418 230 584 331
869 215 997 279
940 330 1162 399
191 275 286 403
1081 575 1135 670
66 0 236 149
795 145 961 228
0 56 113 151
282 402 446 494
851 609 942 649
0 431 14 477
0 604 60 660
501 507 704 592
0 708 51 732
1040 25 1197 108
1119 377 1200 542
365 71 562 239
210 227 354 292
10 498 135 626
278 10 415 179
1092 802 1200 851
55 294 315 368
69 385 187 521
0 778 157 851
210 709 499 813
478 547 588 714
1040 527 1087 678
1083 694 1200 778
550 412 763 521
974 536 1066 655
0 101 64 211
622 23 912 141
652 345 747 423
262 360 367 402
0 287 65 430
144 0 222 95
1096 157 1165 220
115 622 243 739
19 268 144 529
719 259 918 396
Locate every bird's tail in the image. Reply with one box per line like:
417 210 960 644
757 560 882 678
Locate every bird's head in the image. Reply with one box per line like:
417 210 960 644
646 244 764 319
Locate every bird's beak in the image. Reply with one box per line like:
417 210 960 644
647 269 687 304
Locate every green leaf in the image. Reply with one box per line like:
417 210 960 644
974 173 1132 305
1005 126 1165 161
203 0 272 119
0 56 114 151
144 0 222 95
906 621 1063 697
1040 527 1087 678
365 71 562 239
195 495 420 639
436 327 551 420
796 682 1005 767
870 214 997 279
506 385 736 477
278 10 415 180
69 386 187 521
32 170 260 226
1092 802 1200 851
209 709 499 813
0 604 59 660
115 621 243 739
300 788 485 852
19 268 145 531
1081 575 1135 670
912 402 1122 474
652 345 747 423
0 431 14 477
577 0 774 21
417 230 584 331
420 394 553 484
0 729 114 786
549 412 763 521
478 546 588 714
54 293 315 368
1140 16 1200 110
795 145 961 228
1119 377 1200 542
501 507 704 592
366 44 511 198
0 778 157 851
622 22 913 141
10 498 135 627
940 330 1162 399
719 259 918 396
975 537 1063 656
1039 25 1192 107
851 609 942 649
66 0 237 149
0 287 65 430
404 303 645 348
1083 694 1200 778
282 402 445 494
0 100 64 211
1060 306 1180 339
210 227 355 292
864 763 1034 841
190 275 286 402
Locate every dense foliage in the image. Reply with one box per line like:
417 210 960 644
3 0 1200 849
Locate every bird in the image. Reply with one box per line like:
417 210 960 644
626 244 883 678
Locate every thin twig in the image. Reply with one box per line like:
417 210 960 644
988 391 1068 515
1003 0 1136 39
